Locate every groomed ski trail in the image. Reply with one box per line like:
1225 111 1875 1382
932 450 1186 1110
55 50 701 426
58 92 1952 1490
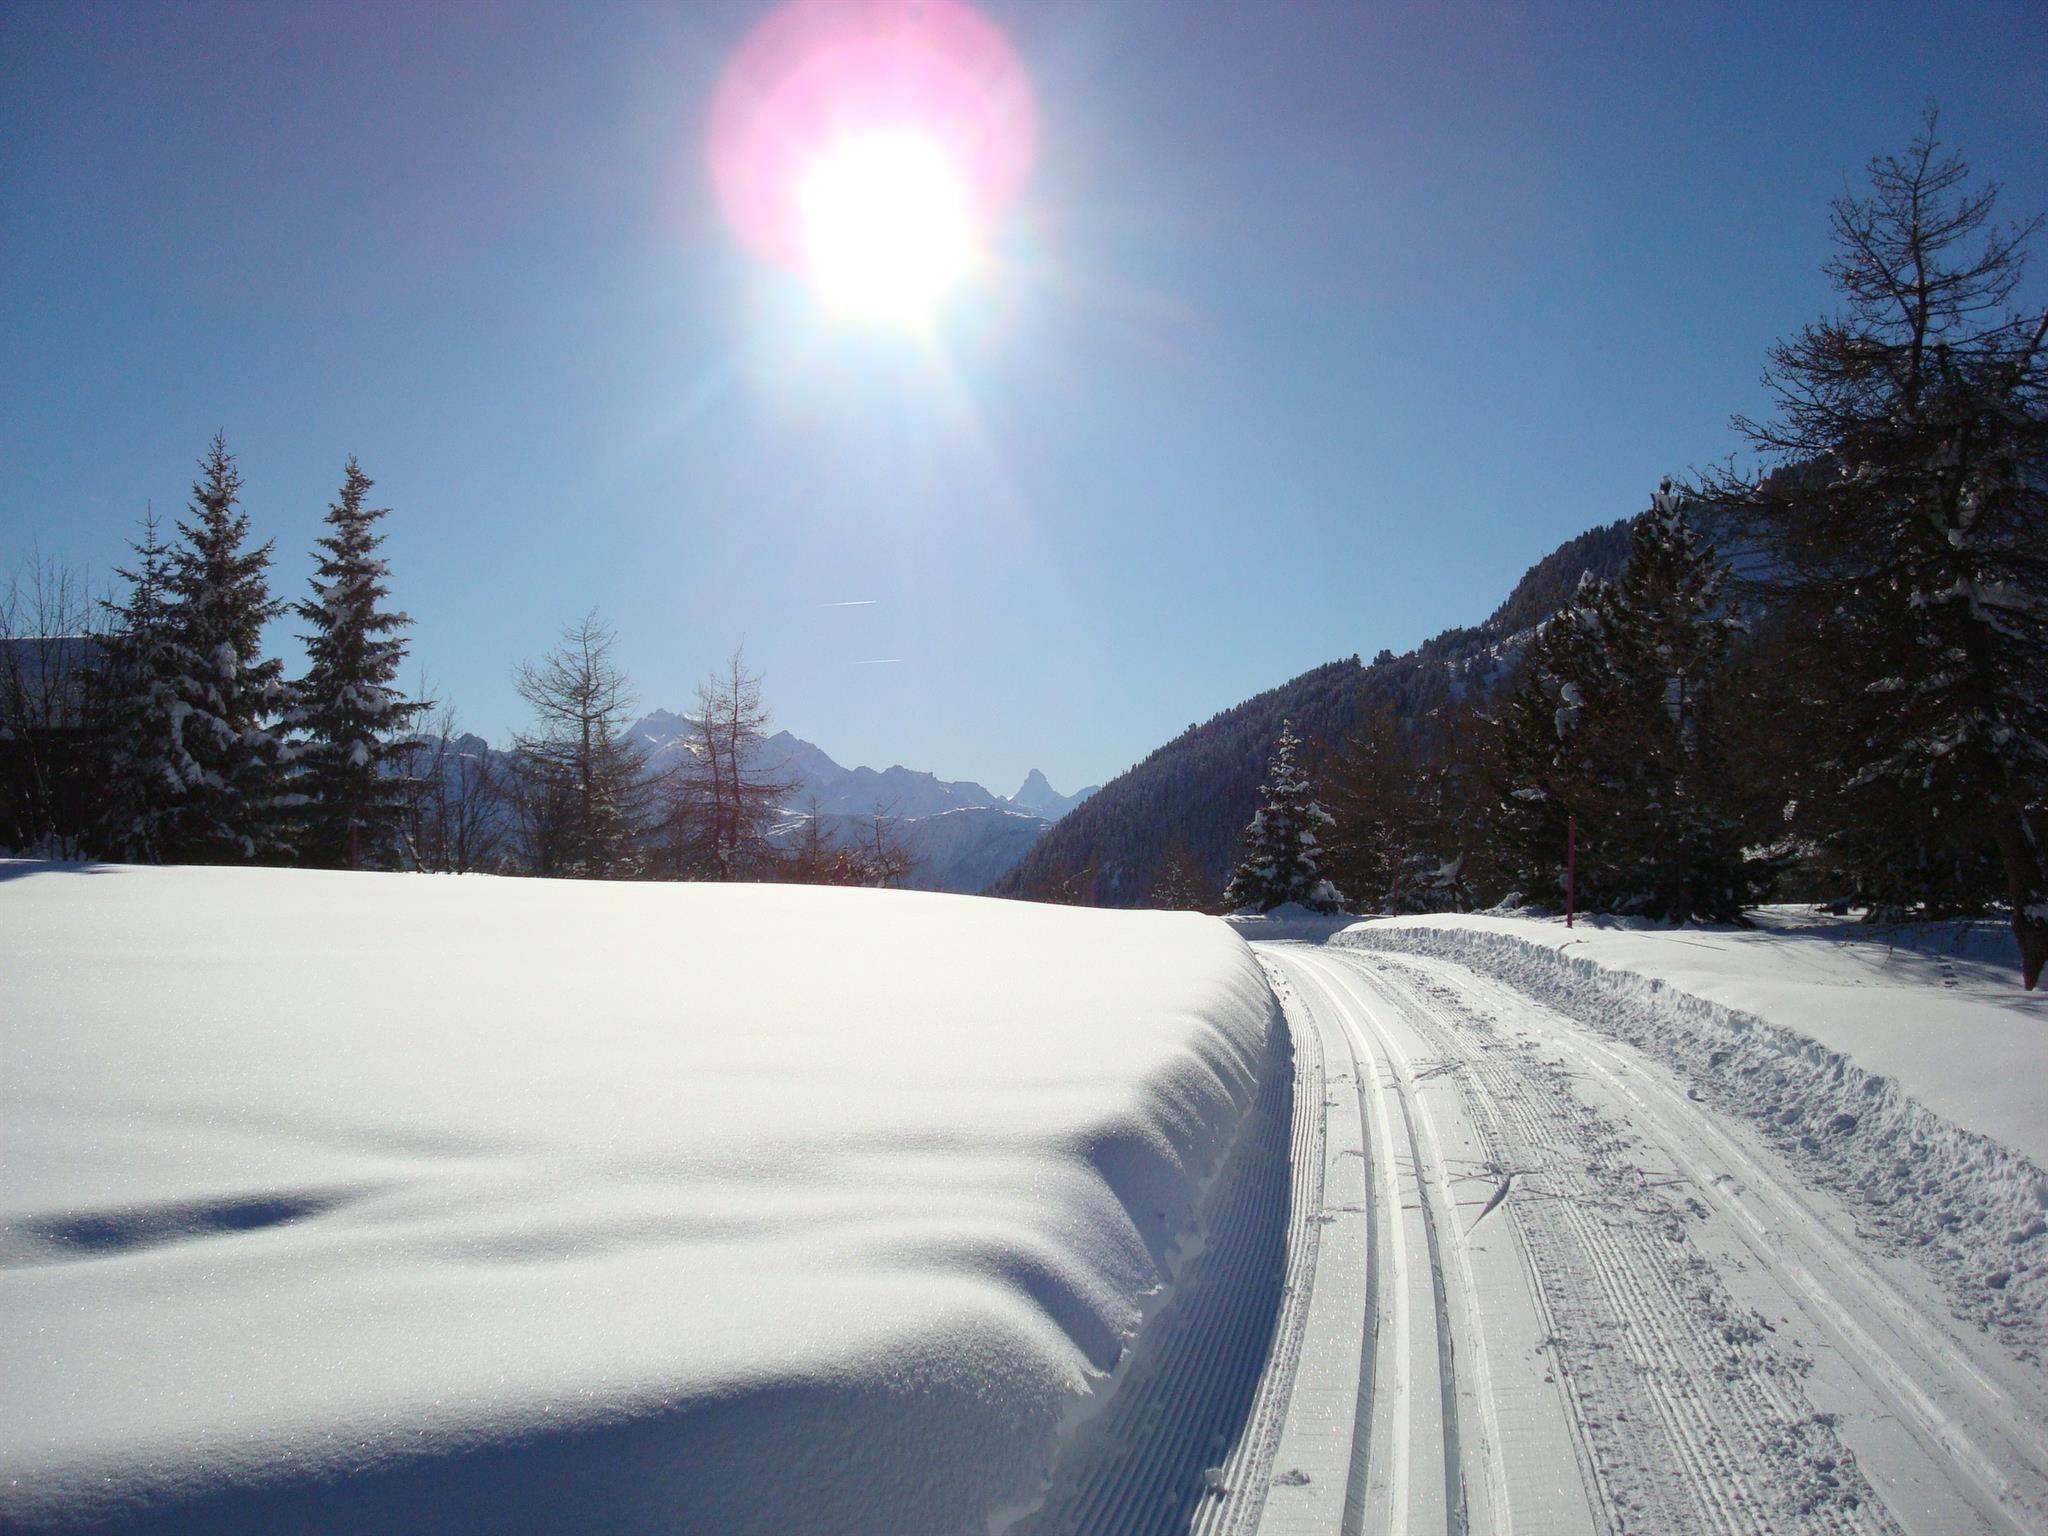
1239 945 1601 1536
1353 945 2048 1536
1225 937 2046 1536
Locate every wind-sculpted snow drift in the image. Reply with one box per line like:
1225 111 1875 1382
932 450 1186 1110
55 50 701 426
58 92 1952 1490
1335 917 2048 1362
0 866 1285 1533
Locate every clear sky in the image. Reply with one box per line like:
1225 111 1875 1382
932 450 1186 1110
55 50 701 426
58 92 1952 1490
4 1 2043 796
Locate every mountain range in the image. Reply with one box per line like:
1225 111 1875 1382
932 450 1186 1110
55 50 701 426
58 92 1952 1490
415 717 1095 893
624 711 1098 826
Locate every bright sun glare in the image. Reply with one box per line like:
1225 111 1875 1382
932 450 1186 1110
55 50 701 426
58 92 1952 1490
708 0 1035 332
796 132 977 325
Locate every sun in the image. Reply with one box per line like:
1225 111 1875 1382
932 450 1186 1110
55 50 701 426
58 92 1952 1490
796 131 977 325
707 0 1035 329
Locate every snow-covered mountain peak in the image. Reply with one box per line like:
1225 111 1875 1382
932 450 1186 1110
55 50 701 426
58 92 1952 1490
1005 769 1099 823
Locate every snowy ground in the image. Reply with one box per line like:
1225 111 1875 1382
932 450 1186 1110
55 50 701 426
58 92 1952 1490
1221 911 2048 1536
0 864 1284 1533
1360 908 2048 1162
11 873 2047 1535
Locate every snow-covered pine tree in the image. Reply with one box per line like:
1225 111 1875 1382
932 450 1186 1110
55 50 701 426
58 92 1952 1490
1488 494 1751 922
289 457 425 868
1709 110 2048 984
87 511 184 861
1486 578 1615 906
1599 484 1751 921
1147 836 1209 910
1223 723 1345 913
1320 709 1413 911
155 436 293 863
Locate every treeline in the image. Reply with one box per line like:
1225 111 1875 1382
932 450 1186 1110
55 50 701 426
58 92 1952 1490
989 525 1637 907
1313 489 1770 923
1317 115 2047 988
0 443 909 886
1026 115 2048 985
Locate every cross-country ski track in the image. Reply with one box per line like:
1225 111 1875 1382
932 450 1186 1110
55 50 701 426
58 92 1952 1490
1174 937 2048 1536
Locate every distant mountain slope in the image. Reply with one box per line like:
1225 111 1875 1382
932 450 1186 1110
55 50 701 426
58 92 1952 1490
989 516 1638 907
781 805 1053 894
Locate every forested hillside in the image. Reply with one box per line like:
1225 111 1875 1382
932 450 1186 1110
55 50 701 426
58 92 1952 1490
991 516 1636 906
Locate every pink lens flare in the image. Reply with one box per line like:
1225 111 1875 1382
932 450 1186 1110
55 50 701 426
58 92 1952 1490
708 0 1037 274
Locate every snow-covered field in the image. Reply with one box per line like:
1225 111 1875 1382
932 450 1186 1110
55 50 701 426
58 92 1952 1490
12 872 2048 1535
0 864 1284 1533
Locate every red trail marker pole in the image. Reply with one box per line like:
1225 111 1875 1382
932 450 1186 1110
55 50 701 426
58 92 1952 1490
1565 814 1577 929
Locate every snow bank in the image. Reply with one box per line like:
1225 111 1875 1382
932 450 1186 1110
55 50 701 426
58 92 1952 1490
0 865 1282 1533
1334 911 2048 1360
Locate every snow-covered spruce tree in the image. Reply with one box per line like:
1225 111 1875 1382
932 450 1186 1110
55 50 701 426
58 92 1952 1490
1600 486 1752 920
1486 579 1615 906
155 436 293 863
1487 494 1750 922
1708 110 2048 984
86 511 184 861
1223 724 1344 913
289 458 425 868
1147 836 1209 910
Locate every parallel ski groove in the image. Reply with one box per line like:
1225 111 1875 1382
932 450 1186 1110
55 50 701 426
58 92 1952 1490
1334 948 1900 1536
1285 948 1468 1535
1252 951 1393 1536
1339 984 1383 1536
1376 947 2048 1536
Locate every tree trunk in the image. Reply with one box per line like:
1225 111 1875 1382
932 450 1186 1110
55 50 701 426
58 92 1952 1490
1990 802 2047 990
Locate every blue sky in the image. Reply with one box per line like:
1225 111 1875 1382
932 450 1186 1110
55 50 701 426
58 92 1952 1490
4 1 2043 795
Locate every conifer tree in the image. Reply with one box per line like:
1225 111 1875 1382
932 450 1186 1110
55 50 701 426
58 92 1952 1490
1322 710 1418 911
1708 110 2048 984
1487 490 1750 921
1602 486 1751 920
88 511 183 861
1147 836 1209 910
289 457 425 868
1487 582 1615 906
666 648 796 880
1223 724 1344 913
156 435 292 862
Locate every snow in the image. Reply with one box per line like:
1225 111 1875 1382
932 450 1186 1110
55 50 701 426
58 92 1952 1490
1351 906 2048 1163
0 864 1280 1533
1331 907 2048 1358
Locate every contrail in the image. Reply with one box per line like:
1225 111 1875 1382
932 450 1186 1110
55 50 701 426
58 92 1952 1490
821 599 877 607
854 658 903 665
